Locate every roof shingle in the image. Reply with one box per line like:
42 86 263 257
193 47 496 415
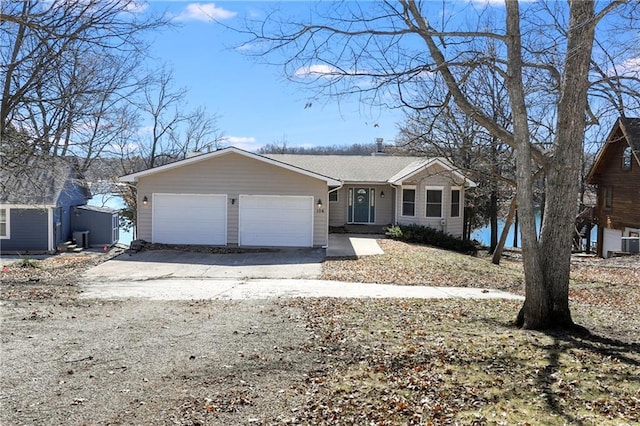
264 154 430 183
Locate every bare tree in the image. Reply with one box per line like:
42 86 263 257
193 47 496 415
0 0 168 172
240 0 640 330
110 68 225 234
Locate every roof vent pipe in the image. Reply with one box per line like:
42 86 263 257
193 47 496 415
376 138 384 153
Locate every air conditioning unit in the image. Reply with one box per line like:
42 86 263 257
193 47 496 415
621 237 640 253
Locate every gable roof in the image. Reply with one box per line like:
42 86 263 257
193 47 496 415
265 154 477 187
0 156 89 205
118 146 476 187
587 117 640 183
118 146 342 186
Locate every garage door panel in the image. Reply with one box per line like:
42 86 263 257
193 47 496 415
239 195 313 247
153 194 227 245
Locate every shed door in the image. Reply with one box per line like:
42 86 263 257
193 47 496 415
239 195 313 247
602 227 622 258
152 194 227 245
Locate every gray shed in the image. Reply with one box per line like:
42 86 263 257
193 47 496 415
70 205 119 248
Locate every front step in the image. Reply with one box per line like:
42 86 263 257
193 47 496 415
59 241 83 253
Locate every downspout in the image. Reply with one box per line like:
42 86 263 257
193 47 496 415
323 184 343 249
47 207 54 252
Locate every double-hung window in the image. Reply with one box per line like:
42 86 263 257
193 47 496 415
0 208 8 238
402 186 416 216
450 188 461 217
425 187 443 218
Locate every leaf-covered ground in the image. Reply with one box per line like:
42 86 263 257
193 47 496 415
2 241 638 424
312 240 639 424
321 239 525 292
288 298 640 425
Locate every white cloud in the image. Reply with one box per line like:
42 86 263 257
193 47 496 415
293 64 341 78
220 136 259 151
617 57 640 74
174 3 236 23
236 43 255 52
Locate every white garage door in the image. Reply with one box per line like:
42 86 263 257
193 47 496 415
602 227 622 258
239 195 313 247
152 194 227 245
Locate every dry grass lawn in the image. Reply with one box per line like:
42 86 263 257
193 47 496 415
311 239 639 424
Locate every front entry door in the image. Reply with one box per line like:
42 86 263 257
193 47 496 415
349 187 375 223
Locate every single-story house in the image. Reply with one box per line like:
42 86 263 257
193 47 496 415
0 157 119 253
586 117 640 257
119 147 476 248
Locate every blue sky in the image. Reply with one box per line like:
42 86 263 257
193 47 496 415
142 1 405 152
138 1 640 152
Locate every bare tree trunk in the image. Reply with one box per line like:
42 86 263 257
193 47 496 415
492 196 517 265
513 210 519 248
517 0 596 329
538 0 595 328
489 189 499 254
503 1 549 329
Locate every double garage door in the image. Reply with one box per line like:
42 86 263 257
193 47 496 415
152 194 313 247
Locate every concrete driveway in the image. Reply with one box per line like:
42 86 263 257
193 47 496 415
80 242 523 302
83 248 325 281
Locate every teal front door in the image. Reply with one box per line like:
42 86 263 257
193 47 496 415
349 187 375 223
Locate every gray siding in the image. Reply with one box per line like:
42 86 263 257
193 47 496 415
56 177 91 243
330 184 394 226
71 208 118 246
136 152 329 247
0 208 49 252
395 164 466 237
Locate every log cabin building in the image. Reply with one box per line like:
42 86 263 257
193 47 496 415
587 117 640 257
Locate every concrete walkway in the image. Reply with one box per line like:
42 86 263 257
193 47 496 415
80 278 523 301
326 234 384 258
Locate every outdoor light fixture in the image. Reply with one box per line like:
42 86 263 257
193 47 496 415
380 191 385 198
143 196 148 205
231 198 236 205
317 198 323 209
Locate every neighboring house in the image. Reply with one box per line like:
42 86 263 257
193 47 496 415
0 157 119 253
119 147 476 248
586 117 640 257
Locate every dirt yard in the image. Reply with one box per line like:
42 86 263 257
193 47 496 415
1 297 319 425
1 243 638 425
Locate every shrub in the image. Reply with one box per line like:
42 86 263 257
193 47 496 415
385 224 477 255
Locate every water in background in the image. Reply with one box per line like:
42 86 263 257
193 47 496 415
472 212 597 248
88 193 134 246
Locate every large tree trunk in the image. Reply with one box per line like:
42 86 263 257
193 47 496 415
539 0 595 327
516 0 596 329
504 1 547 329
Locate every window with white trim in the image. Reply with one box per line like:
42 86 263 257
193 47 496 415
425 187 443 218
0 208 8 238
450 188 461 217
401 186 416 216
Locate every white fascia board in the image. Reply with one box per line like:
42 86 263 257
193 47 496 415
119 146 342 186
389 158 477 188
